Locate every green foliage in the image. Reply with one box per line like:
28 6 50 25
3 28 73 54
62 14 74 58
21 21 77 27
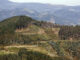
28 25 40 32
0 54 21 60
23 34 49 42
49 41 80 60
49 41 64 56
62 41 80 57
0 48 53 60
18 48 53 60
45 28 59 40
53 57 70 60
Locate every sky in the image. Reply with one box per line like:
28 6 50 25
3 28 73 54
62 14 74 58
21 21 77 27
9 0 80 6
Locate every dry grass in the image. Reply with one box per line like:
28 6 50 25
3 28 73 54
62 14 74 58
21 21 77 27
4 45 57 57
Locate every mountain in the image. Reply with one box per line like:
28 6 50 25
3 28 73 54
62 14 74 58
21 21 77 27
1 0 80 25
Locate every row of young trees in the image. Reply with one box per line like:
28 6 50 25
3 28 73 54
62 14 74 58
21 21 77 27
59 25 80 40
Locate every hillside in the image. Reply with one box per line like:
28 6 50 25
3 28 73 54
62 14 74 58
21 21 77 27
0 16 80 60
0 16 60 45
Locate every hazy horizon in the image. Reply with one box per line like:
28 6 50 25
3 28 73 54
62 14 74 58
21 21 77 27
9 0 80 6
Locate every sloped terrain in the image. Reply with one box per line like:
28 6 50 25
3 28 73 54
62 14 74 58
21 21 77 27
0 16 80 60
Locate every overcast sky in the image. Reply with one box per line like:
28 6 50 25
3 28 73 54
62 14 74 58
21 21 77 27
9 0 80 6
